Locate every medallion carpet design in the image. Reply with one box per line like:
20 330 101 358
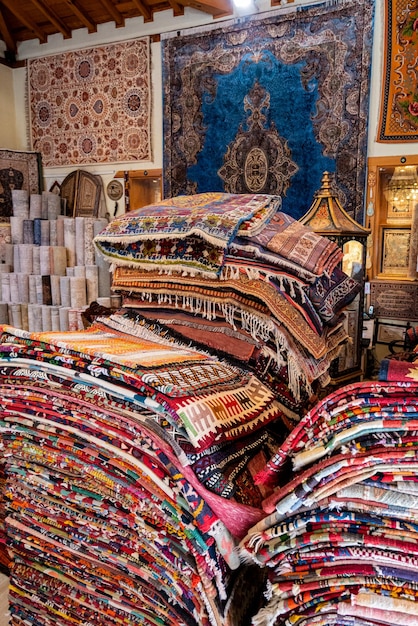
162 0 374 222
28 39 151 167
378 0 418 141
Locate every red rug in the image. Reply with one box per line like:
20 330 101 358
28 39 151 166
379 354 418 381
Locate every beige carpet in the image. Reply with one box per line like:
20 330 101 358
0 574 8 625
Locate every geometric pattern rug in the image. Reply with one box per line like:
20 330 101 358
162 0 374 222
28 38 151 167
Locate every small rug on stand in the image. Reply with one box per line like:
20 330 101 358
162 0 374 222
28 38 151 166
0 149 42 220
378 0 418 141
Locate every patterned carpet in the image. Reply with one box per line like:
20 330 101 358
0 574 9 625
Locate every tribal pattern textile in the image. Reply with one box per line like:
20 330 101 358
111 269 328 359
0 309 299 625
121 293 350 404
379 348 418 383
28 39 151 166
162 0 374 223
0 316 285 453
239 380 418 626
254 379 418 486
228 210 343 282
378 0 418 141
95 192 281 276
96 195 361 401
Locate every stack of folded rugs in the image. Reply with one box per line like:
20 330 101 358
241 378 418 626
0 192 367 625
95 192 359 407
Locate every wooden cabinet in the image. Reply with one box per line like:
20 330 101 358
366 156 418 321
115 169 163 212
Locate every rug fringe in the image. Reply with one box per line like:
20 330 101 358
25 62 32 152
161 0 360 41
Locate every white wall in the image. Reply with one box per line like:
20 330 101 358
0 64 18 149
2 0 417 215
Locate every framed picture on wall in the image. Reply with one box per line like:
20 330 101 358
381 227 411 276
376 321 407 345
386 197 415 222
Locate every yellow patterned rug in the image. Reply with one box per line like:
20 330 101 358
378 0 418 141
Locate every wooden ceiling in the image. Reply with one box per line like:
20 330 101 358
0 0 235 63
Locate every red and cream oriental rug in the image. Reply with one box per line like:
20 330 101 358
378 0 418 141
28 38 151 166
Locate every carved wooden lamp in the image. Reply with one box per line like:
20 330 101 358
300 171 370 384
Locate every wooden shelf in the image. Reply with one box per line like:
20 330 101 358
366 155 418 321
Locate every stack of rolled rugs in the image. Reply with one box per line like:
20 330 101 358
240 379 418 626
0 188 110 332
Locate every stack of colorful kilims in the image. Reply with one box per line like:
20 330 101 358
0 192 362 625
0 314 278 625
95 192 361 407
240 379 418 626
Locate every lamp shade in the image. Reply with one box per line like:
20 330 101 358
300 171 370 239
300 171 370 385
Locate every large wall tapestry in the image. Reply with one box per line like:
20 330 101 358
28 38 151 167
162 0 374 222
378 0 418 142
0 149 42 220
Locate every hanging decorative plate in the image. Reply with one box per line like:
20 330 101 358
106 179 124 202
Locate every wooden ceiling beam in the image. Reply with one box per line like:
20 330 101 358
176 0 232 16
0 4 16 55
0 0 47 43
96 0 125 28
27 0 72 39
166 0 185 17
131 0 153 23
63 0 97 33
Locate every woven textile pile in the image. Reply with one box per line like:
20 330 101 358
0 192 363 625
378 325 418 383
240 379 418 626
0 314 281 625
95 192 361 407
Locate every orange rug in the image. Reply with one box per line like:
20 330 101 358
378 0 418 141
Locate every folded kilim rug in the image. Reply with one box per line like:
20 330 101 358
95 193 360 402
240 380 418 626
0 312 293 625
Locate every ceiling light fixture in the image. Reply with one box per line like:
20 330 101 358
384 165 418 214
232 0 254 10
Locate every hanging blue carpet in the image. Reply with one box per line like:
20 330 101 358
162 0 374 222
